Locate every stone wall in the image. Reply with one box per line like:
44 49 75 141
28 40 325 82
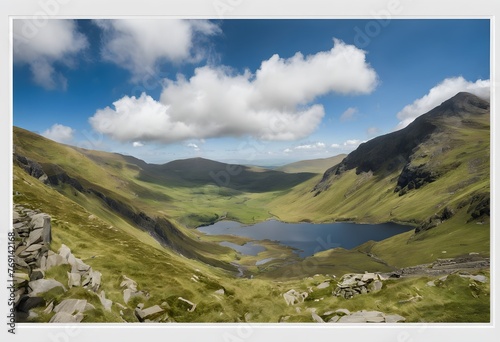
12 205 54 320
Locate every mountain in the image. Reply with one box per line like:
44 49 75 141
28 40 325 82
276 154 347 174
269 92 489 262
316 92 490 192
138 157 317 192
11 91 490 323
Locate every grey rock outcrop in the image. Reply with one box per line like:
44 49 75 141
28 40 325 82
135 304 164 322
53 299 90 315
57 244 101 293
121 275 147 304
99 291 113 312
333 273 384 299
28 279 66 297
49 312 84 323
13 205 108 323
317 281 330 289
327 310 405 323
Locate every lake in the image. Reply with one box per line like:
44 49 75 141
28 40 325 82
198 220 413 258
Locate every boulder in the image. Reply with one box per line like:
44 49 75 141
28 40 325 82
30 269 45 281
459 274 488 283
14 288 25 307
26 229 43 247
141 305 164 320
58 244 72 260
49 312 84 323
337 310 385 323
82 274 92 287
15 246 27 257
471 275 488 283
370 280 383 292
90 270 101 292
14 255 29 269
361 273 376 282
13 222 27 229
339 276 358 288
28 279 66 296
120 275 138 291
40 256 47 270
99 291 113 312
54 299 88 315
330 310 406 323
317 282 330 289
123 288 141 304
359 311 385 323
67 272 81 288
384 314 406 323
70 258 90 274
214 289 225 295
25 243 43 253
30 213 51 243
337 315 369 323
17 296 46 313
45 254 67 270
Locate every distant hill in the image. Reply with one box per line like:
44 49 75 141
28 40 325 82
137 157 316 192
277 154 346 174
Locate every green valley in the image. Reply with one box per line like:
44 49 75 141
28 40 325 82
12 92 490 323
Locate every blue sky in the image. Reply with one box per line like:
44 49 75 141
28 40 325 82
13 19 490 165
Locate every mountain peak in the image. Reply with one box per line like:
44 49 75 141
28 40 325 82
314 92 490 192
428 92 490 118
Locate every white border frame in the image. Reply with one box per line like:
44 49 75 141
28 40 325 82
0 1 497 341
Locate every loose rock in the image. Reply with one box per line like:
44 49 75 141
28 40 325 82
28 279 66 296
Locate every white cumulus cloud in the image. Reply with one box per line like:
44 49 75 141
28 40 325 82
187 143 200 151
42 124 75 143
395 77 490 130
340 107 358 122
94 19 220 81
295 142 326 150
132 141 144 147
13 19 88 90
331 139 364 151
90 38 378 143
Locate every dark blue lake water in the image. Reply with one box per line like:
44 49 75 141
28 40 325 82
198 220 413 258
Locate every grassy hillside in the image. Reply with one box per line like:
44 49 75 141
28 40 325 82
15 128 318 228
269 93 490 227
276 154 346 174
12 93 490 323
13 166 490 323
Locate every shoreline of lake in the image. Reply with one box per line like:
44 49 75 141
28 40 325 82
197 219 414 258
